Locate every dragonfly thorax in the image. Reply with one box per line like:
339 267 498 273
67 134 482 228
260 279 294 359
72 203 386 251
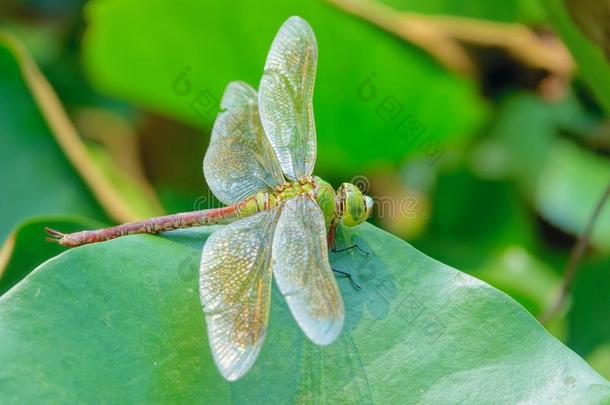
275 177 316 200
236 177 373 230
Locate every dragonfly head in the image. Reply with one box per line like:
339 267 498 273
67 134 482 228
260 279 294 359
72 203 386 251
339 183 374 227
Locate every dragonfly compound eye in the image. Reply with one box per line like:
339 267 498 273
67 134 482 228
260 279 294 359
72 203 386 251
340 183 368 227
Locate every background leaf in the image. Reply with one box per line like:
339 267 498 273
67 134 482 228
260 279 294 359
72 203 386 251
564 0 610 61
1 224 608 403
534 139 610 251
379 0 547 23
471 93 610 250
0 38 106 244
0 32 167 293
543 0 610 113
82 0 487 177
568 257 610 379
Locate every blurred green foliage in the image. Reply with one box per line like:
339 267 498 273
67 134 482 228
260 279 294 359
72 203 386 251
1 0 609 388
544 0 610 112
0 40 106 243
382 0 547 23
82 0 487 177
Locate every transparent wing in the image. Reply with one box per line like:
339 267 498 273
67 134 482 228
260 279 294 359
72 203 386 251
272 195 344 345
204 81 285 205
258 16 317 181
199 208 280 381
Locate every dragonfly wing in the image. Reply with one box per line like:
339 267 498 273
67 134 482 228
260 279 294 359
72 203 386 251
259 16 317 181
199 208 280 381
272 195 344 345
204 81 285 205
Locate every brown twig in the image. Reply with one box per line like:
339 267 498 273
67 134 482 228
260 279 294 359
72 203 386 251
0 233 16 279
539 180 610 324
325 0 574 78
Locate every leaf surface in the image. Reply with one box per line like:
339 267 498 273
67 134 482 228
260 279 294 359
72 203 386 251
1 224 608 403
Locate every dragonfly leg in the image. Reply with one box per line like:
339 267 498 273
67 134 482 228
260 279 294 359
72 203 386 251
332 268 361 290
328 219 370 256
327 219 338 250
331 244 370 256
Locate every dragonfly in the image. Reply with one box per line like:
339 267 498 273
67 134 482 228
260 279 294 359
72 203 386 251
46 16 374 381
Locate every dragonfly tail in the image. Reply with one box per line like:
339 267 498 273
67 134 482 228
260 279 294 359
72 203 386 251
45 227 64 243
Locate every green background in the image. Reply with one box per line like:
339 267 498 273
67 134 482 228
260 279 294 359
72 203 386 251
1 0 609 402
